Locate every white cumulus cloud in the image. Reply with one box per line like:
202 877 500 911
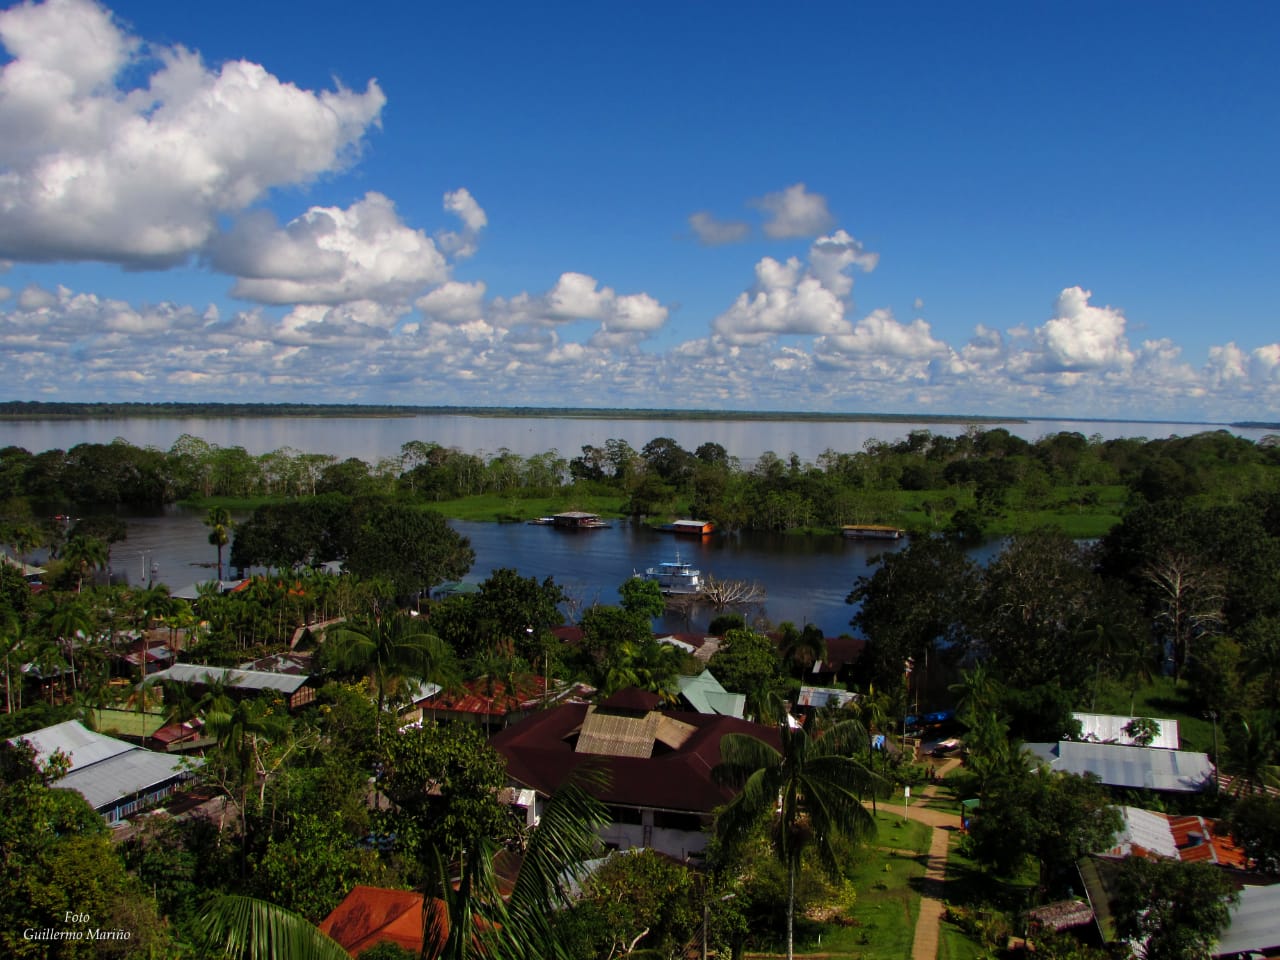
754 183 835 239
689 211 750 246
820 308 949 358
1035 286 1134 372
437 188 487 259
415 281 488 326
808 230 878 297
712 257 848 344
0 0 385 267
211 193 448 305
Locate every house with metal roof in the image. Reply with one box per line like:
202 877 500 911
676 670 746 718
144 662 315 710
1212 883 1280 957
1101 806 1248 868
1026 740 1215 793
10 720 197 824
490 688 779 860
1073 712 1181 750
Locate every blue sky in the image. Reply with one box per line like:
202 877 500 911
1 0 1278 420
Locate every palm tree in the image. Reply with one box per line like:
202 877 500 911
61 533 107 594
779 622 827 675
327 611 458 741
423 776 608 960
197 895 350 960
205 694 292 875
1224 715 1280 796
714 719 878 960
196 778 607 960
1 609 25 712
205 506 234 581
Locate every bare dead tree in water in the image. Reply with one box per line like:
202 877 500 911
676 574 766 611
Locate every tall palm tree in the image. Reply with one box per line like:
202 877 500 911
327 611 458 741
205 694 292 875
1224 715 1280 796
1 609 25 712
205 506 234 581
714 719 878 960
779 622 827 675
61 533 107 594
196 778 607 960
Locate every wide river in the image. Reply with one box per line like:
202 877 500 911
5 412 1267 635
0 412 1266 465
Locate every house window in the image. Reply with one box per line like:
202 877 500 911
653 811 703 832
606 805 643 825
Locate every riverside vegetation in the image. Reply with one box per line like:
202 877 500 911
2 426 1280 958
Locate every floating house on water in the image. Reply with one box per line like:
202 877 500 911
841 524 906 540
549 511 610 529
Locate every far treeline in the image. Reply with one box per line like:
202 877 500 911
2 427 1280 542
0 400 1022 423
3 426 1280 540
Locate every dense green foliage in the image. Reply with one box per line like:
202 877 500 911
4 426 1277 543
3 423 1280 956
1112 858 1238 960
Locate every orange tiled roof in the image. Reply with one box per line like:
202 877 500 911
318 886 434 957
1166 814 1248 868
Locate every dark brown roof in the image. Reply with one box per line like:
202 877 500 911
491 702 779 814
813 636 867 672
599 687 662 712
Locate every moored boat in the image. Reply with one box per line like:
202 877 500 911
841 524 905 540
642 554 703 595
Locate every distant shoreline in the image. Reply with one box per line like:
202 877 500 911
0 400 1027 424
0 401 1257 430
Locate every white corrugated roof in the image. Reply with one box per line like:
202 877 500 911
1073 712 1180 750
11 720 134 771
1108 805 1178 858
1028 740 1214 793
146 663 308 694
11 720 198 814
1214 883 1280 955
60 749 195 810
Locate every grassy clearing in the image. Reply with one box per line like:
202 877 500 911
774 813 937 960
90 709 167 737
937 922 989 960
945 834 1035 911
1089 675 1215 753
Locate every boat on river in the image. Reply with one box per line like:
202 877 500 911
529 512 610 529
642 554 703 596
841 524 905 540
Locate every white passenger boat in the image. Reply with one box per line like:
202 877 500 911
642 554 703 596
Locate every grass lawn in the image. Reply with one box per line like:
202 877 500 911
1089 675 1215 753
937 923 989 960
775 813 943 960
90 709 167 738
945 830 1036 912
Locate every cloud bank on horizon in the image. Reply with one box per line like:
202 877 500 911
0 0 1277 421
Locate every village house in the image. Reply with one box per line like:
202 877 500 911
11 720 197 824
143 662 316 711
490 687 779 860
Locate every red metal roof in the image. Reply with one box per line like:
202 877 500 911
423 676 549 717
319 886 436 957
